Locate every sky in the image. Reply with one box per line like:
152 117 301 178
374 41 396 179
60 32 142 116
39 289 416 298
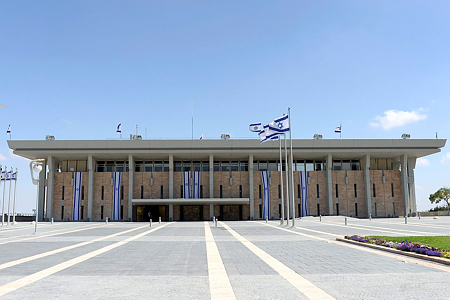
1 1 449 214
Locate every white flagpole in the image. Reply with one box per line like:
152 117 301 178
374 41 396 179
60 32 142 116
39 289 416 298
279 136 285 225
289 107 295 227
340 123 342 140
7 168 12 225
1 166 6 226
12 169 17 224
284 133 289 226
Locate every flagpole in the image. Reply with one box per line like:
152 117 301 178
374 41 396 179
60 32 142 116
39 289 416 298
284 133 289 226
340 123 342 140
7 168 12 225
279 136 285 225
12 169 17 224
1 166 6 226
289 107 295 227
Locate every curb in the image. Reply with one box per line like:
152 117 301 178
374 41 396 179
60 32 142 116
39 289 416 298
336 238 450 266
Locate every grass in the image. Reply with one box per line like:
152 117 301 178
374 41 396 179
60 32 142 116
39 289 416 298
369 236 450 250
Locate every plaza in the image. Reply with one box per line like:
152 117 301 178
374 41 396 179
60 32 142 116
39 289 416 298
0 217 449 299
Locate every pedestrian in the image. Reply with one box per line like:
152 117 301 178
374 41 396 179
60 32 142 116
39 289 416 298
148 211 152 220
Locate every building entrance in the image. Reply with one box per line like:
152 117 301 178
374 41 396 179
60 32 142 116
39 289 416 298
135 205 168 222
180 205 203 221
220 205 242 221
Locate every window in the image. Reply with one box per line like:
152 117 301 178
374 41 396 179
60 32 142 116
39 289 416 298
354 184 357 198
101 186 104 200
81 206 84 219
296 160 305 172
121 205 123 219
141 186 144 199
253 160 258 171
174 161 182 172
336 203 339 215
106 161 115 172
202 162 209 172
333 160 342 171
259 185 262 199
163 161 169 172
213 161 220 172
315 162 322 171
317 203 320 215
81 186 85 200
391 183 394 197
61 206 64 219
62 186 65 200
101 205 104 219
316 184 319 198
220 185 223 198
135 161 144 172
268 161 278 171
96 161 105 172
355 203 358 217
335 184 339 198
183 161 191 172
374 203 377 216
221 162 230 172
154 161 162 172
239 185 242 198
231 161 239 172
259 204 262 218
160 185 164 198
306 160 314 171
121 186 124 199
193 161 201 172
297 184 300 199
200 185 203 198
180 185 183 198
116 161 125 172
278 185 282 199
258 161 267 171
342 160 351 171
373 184 376 197
351 160 360 170
239 161 248 172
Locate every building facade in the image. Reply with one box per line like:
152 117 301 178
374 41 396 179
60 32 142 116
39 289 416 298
8 139 445 221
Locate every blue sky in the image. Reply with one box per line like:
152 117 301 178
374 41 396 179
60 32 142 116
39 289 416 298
1 1 449 213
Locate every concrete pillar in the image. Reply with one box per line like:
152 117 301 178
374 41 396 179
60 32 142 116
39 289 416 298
249 155 254 220
46 156 55 220
128 155 134 221
87 155 94 221
400 154 410 216
407 157 417 215
169 155 174 222
209 154 214 220
364 154 372 217
38 159 47 222
326 154 333 215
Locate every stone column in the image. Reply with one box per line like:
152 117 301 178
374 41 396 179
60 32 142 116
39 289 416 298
209 154 214 220
88 155 94 221
128 155 134 221
407 157 417 215
326 154 333 215
169 155 174 222
46 156 55 220
364 154 372 217
249 155 254 220
38 159 47 222
400 154 410 216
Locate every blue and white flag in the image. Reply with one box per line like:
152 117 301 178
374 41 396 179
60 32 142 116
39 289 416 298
193 171 200 198
249 122 262 132
116 123 122 134
199 133 203 140
5 171 11 181
112 172 121 220
300 171 308 217
268 115 289 133
6 125 10 135
261 170 270 219
72 172 82 220
183 171 191 199
259 129 280 144
0 171 4 181
335 125 341 133
12 172 17 181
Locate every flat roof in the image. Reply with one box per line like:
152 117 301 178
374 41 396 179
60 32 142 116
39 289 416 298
7 139 446 161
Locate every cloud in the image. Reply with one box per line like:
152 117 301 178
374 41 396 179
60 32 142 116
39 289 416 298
369 108 427 130
0 154 6 161
416 158 430 167
441 153 450 165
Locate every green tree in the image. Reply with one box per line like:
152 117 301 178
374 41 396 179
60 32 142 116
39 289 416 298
429 187 450 212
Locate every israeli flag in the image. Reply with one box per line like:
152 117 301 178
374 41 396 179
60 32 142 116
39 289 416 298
249 122 262 132
268 115 289 133
335 126 341 133
300 171 308 217
193 171 200 198
261 170 270 219
183 171 191 199
5 171 11 181
259 129 280 144
199 133 203 140
72 172 82 220
116 123 122 134
0 171 4 181
6 125 11 135
12 172 17 181
112 172 122 220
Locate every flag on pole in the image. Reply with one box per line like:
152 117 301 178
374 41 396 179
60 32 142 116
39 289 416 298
193 171 200 198
199 133 203 140
12 172 17 181
116 123 122 134
299 171 308 217
6 125 11 135
261 171 270 219
112 172 122 220
334 125 341 133
268 115 289 133
249 123 262 132
183 171 191 199
72 172 82 221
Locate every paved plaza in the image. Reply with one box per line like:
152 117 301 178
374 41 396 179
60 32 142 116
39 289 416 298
0 217 448 299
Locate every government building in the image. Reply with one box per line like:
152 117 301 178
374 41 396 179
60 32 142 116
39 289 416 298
8 138 445 222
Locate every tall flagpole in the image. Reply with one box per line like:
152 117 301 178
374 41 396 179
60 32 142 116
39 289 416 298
1 167 6 226
279 136 285 225
289 107 295 227
284 133 289 226
12 169 17 224
340 123 342 140
7 167 12 225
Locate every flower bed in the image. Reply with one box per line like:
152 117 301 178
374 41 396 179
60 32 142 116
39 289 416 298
344 235 450 259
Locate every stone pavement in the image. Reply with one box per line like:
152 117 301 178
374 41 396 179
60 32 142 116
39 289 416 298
0 217 448 299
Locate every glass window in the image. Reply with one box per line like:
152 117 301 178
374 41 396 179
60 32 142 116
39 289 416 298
163 161 169 172
221 161 230 172
306 160 314 171
342 160 351 171
314 162 322 171
268 160 278 171
231 161 239 172
96 161 105 172
258 161 267 171
239 161 248 172
296 160 305 171
182 161 191 172
135 161 143 172
116 161 125 172
351 160 360 170
213 162 220 172
144 161 153 172
154 161 162 172
253 160 258 171
333 160 342 171
193 161 201 172
106 161 115 172
174 161 182 172
202 162 210 172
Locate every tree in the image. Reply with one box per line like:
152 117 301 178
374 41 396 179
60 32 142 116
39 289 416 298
429 187 450 213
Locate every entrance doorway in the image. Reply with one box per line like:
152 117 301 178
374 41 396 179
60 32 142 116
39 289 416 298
180 205 203 221
220 205 242 221
135 205 168 222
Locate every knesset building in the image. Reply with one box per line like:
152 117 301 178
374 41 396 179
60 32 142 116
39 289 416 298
8 138 445 222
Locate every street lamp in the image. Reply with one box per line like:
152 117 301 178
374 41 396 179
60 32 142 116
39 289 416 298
29 159 45 233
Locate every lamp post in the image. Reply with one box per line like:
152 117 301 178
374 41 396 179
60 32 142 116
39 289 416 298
29 159 45 233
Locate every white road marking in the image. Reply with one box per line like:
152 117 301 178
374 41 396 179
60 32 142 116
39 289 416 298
0 224 150 271
221 222 335 300
0 223 94 241
0 222 172 297
260 222 450 273
204 222 236 300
